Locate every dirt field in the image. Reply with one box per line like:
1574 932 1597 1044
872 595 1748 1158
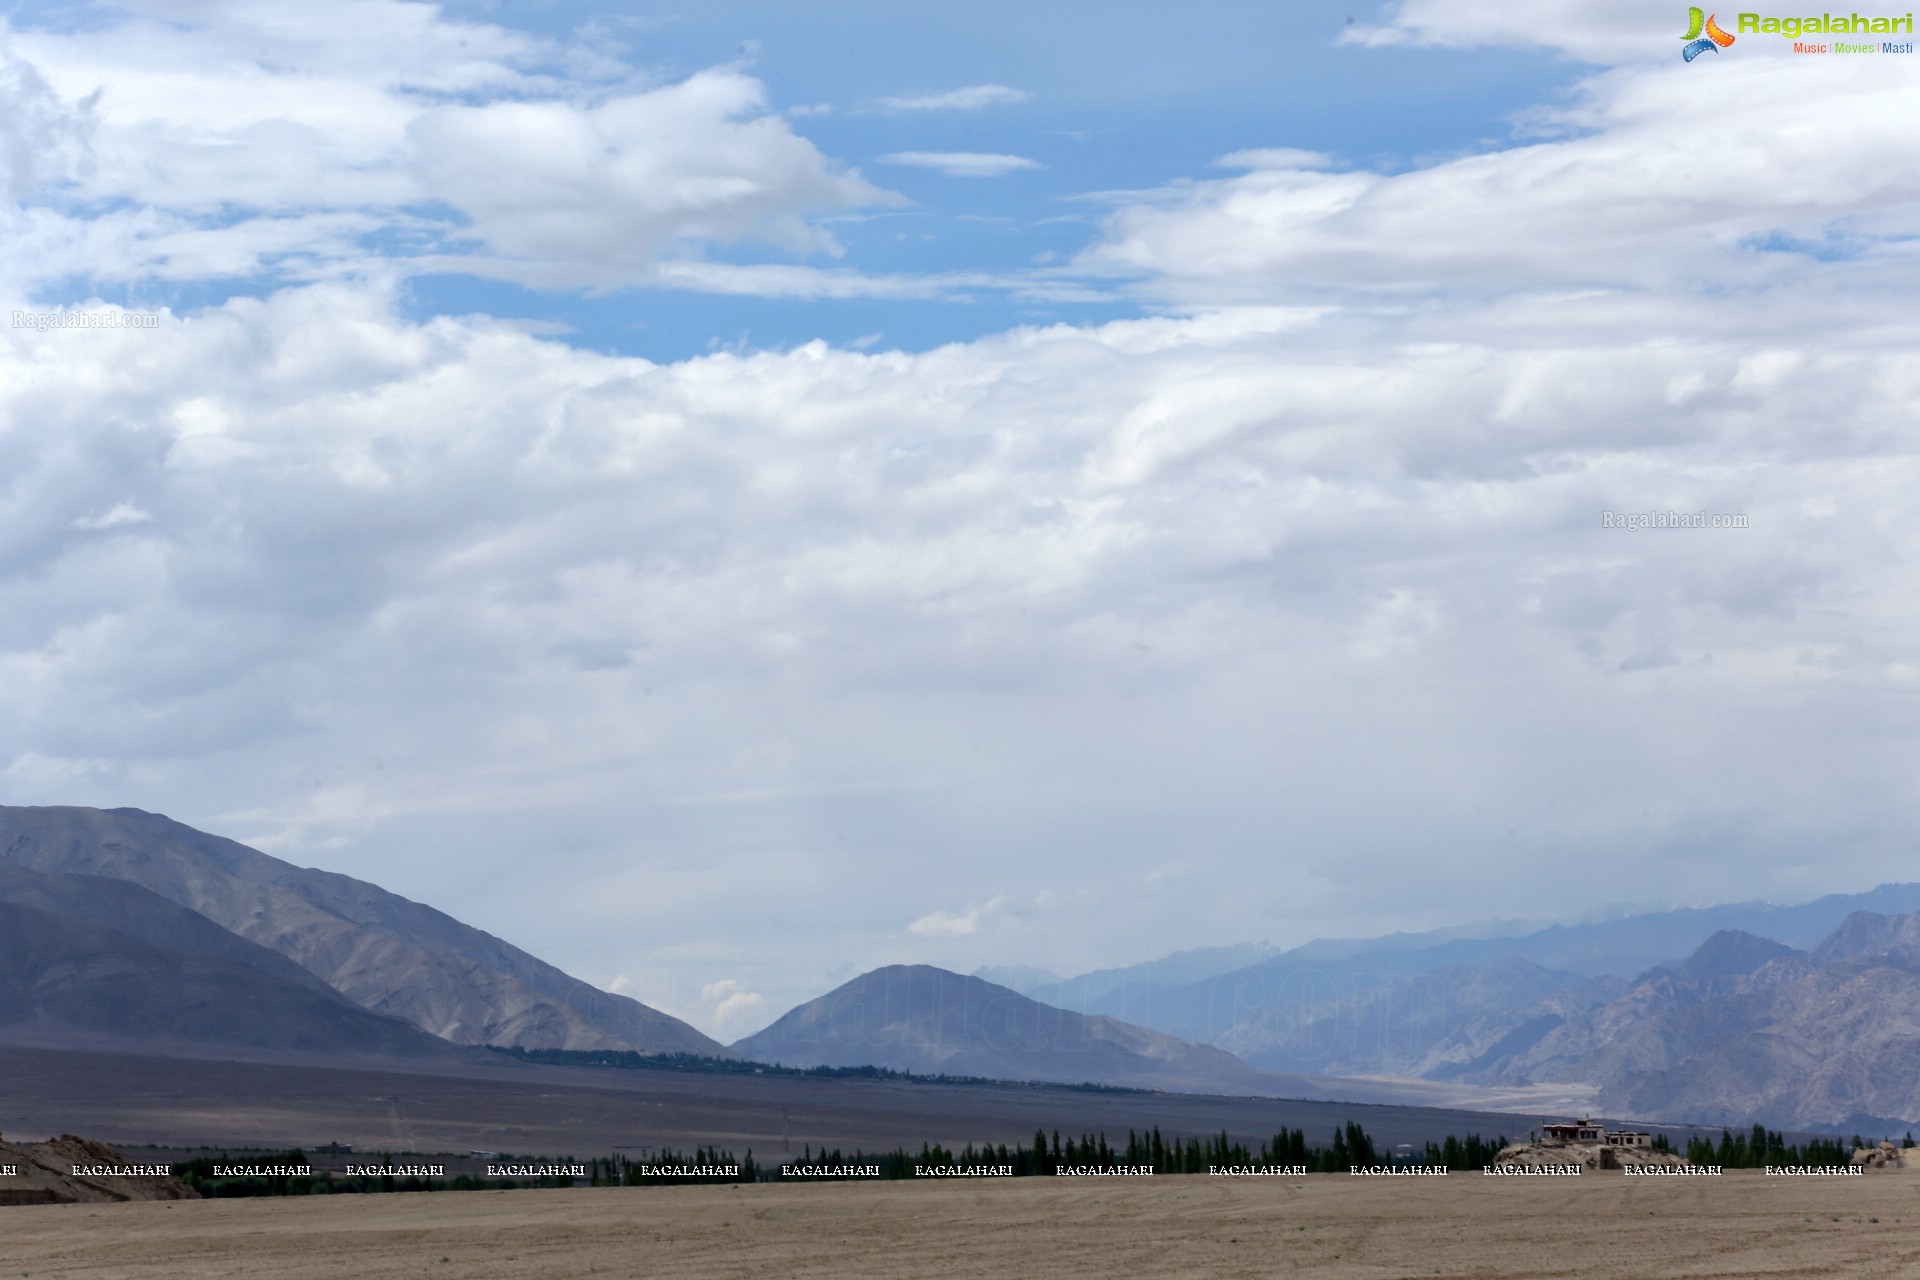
0 1043 1567 1156
4 1172 1917 1279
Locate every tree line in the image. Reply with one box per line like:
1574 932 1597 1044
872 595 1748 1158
488 1045 1139 1093
177 1120 1883 1196
1681 1124 1884 1168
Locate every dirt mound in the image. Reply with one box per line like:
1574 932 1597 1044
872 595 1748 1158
1495 1142 1689 1170
0 1132 196 1205
1850 1141 1909 1170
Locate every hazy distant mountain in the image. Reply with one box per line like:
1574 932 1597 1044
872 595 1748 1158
1022 942 1280 1030
1036 883 1920 1047
0 806 725 1056
730 964 1594 1112
970 964 1063 993
1452 922 1920 1129
736 964 1339 1098
1213 958 1622 1078
1812 911 1920 966
0 892 450 1056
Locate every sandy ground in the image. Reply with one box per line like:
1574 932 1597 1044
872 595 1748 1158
5 1172 1919 1279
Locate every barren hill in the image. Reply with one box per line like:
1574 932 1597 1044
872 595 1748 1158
0 1134 195 1205
737 964 1356 1098
0 806 723 1056
1447 921 1920 1129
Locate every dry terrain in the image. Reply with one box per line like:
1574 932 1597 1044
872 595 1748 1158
0 1043 1567 1157
4 1172 1919 1279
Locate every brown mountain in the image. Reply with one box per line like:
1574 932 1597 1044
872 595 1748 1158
1456 924 1920 1129
0 805 724 1056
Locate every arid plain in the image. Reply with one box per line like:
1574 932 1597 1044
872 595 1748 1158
6 1174 1919 1280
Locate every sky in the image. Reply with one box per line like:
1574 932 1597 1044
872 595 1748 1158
2 0 1918 1040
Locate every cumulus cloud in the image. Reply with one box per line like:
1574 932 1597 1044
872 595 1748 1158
3 0 1919 1019
878 84 1030 112
0 265 1916 1016
908 896 1010 938
880 151 1042 178
0 8 893 294
699 979 769 1036
0 33 97 201
1075 58 1920 301
412 73 889 285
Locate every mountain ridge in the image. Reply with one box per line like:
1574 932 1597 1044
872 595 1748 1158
0 805 724 1056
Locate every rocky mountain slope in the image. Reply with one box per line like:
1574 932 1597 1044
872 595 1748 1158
0 806 723 1056
1450 921 1920 1129
1215 958 1624 1078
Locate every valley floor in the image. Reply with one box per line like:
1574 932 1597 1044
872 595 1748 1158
4 1173 1916 1279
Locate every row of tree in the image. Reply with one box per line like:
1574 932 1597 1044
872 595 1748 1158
176 1121 1891 1195
1681 1125 1887 1168
765 1121 1504 1178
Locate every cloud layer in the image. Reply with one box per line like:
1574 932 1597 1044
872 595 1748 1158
2 0 1918 1030
1 15 889 293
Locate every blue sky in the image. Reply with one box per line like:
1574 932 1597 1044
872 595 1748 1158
2 0 1918 1037
32 0 1581 357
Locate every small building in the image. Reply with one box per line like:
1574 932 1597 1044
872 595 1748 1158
1542 1119 1605 1145
1541 1118 1651 1148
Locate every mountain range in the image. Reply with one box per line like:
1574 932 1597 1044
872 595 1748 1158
1009 882 1920 1049
1003 903 1920 1130
7 804 1920 1130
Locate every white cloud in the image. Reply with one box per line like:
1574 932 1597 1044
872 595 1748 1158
0 10 894 295
880 151 1042 178
0 33 97 202
4 0 1920 1019
2 270 1918 1017
1344 0 1682 62
878 84 1030 112
71 502 150 531
908 896 1009 938
699 979 769 1036
1074 58 1920 301
411 73 890 286
1215 148 1334 171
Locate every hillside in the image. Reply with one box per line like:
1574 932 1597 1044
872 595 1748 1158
0 806 724 1056
0 895 451 1057
1443 920 1920 1129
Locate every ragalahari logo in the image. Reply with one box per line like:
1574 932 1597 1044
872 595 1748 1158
1682 7 1738 57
